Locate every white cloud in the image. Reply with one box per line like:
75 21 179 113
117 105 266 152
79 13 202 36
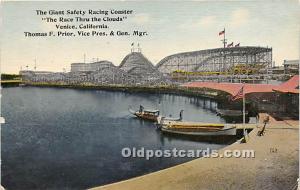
131 13 150 25
179 16 216 29
198 16 216 27
229 8 250 28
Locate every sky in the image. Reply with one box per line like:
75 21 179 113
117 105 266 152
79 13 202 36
0 1 299 74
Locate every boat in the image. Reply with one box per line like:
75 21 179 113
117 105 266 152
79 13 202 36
128 105 160 122
216 108 248 117
157 110 184 124
216 108 250 123
159 120 236 136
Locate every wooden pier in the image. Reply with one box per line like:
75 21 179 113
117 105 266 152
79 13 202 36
0 80 22 87
234 123 257 130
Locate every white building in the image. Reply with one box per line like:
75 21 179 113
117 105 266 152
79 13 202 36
71 61 114 72
283 60 299 74
19 70 66 82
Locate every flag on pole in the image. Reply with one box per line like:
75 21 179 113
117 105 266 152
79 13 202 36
227 42 234 47
219 29 225 35
235 43 240 47
231 86 244 101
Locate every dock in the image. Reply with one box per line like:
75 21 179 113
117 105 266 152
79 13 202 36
0 80 22 87
0 80 22 84
234 123 256 130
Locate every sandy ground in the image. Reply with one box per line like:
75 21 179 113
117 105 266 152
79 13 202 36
91 114 299 190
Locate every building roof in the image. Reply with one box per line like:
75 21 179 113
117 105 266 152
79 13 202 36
71 63 86 65
272 75 299 94
183 82 277 96
183 75 299 95
90 60 113 65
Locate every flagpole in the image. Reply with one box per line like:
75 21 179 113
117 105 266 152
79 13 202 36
223 28 226 48
243 85 246 133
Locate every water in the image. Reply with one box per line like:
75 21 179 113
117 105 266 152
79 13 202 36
2 87 229 190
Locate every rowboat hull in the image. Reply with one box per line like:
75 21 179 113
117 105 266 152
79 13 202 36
160 121 236 136
134 112 158 122
161 125 236 136
128 108 158 122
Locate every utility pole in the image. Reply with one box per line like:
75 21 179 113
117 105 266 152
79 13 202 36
242 84 249 142
243 86 246 126
219 28 227 73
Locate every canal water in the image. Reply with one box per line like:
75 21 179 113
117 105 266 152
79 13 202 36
2 87 229 190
